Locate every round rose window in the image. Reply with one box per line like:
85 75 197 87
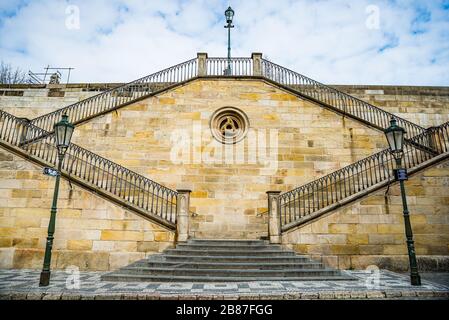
210 107 249 144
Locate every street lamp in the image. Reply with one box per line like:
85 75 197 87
384 117 421 286
224 6 234 76
39 114 74 287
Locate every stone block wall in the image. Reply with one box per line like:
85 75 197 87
332 85 449 128
67 78 388 239
0 148 173 270
282 160 449 271
1 78 448 270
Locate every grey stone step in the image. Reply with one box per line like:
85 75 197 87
101 273 353 282
176 243 282 250
164 249 295 256
100 239 352 282
188 239 267 246
130 261 325 270
160 254 313 263
117 266 338 277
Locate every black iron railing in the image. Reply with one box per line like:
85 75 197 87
260 59 426 139
0 110 177 228
278 121 449 231
30 58 198 133
25 55 428 152
206 57 253 76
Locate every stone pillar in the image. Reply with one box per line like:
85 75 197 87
267 191 281 244
176 189 191 242
251 52 263 76
197 52 208 77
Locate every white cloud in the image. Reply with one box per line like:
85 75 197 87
0 0 448 85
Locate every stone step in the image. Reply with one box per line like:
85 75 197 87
117 266 338 277
101 239 353 282
188 239 267 246
130 260 325 270
101 273 353 282
160 254 314 263
175 243 282 250
163 249 295 256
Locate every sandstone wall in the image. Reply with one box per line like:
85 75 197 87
282 159 449 271
332 85 449 128
66 78 388 238
1 79 448 270
0 148 173 270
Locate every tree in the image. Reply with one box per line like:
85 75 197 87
0 61 29 84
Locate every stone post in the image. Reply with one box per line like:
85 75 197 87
197 52 208 77
267 191 281 244
176 189 191 242
251 52 263 76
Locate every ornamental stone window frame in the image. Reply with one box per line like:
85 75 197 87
209 106 250 145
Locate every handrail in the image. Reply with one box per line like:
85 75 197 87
260 58 426 138
30 58 198 132
26 55 428 151
278 121 449 231
206 57 253 76
0 110 178 227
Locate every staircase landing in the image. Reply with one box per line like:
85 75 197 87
101 239 355 282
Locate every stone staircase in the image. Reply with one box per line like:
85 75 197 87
101 239 354 282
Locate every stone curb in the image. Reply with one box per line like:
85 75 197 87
1 290 448 300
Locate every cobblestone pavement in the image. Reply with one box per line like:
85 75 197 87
0 269 448 300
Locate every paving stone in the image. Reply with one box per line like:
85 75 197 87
301 292 319 299
350 291 368 299
400 291 417 297
319 292 335 299
416 291 436 298
283 293 301 299
94 294 122 300
197 295 214 300
366 291 385 299
159 294 179 300
334 291 351 299
239 294 261 300
10 292 28 300
385 291 402 298
223 295 239 300
0 293 11 300
61 293 82 300
26 292 44 300
180 295 198 300
42 293 62 300
432 291 449 298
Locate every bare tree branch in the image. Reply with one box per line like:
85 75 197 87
0 61 29 84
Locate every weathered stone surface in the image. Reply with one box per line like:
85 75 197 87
0 79 448 271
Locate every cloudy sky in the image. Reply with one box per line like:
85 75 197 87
0 0 448 85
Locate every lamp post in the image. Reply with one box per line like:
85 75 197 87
384 117 421 286
224 6 234 76
39 114 74 287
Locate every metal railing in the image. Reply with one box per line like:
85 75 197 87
0 110 178 228
206 57 253 76
30 58 198 133
261 59 426 139
25 55 429 151
278 121 449 231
